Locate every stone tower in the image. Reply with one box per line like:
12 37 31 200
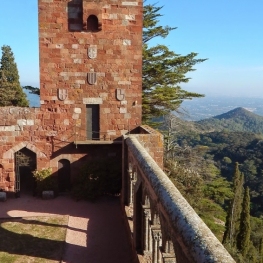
38 0 143 141
0 0 142 194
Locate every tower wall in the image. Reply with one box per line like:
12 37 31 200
0 0 143 193
39 0 143 140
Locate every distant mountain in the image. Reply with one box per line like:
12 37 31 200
196 107 263 134
179 96 263 121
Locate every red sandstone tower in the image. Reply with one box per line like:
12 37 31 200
0 0 142 194
39 0 143 141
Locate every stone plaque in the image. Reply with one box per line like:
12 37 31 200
116 89 125 101
88 45 97 59
58 89 68 101
87 72 97 85
83 97 103 104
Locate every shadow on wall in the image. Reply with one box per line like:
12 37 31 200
34 142 122 199
68 0 102 32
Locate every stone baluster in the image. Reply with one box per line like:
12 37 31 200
152 229 162 263
162 240 176 263
143 207 151 252
128 168 133 206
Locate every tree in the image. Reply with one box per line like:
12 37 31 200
237 187 251 257
142 3 206 123
223 162 244 246
0 45 28 106
23 85 40 96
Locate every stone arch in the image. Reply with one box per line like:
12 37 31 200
14 147 37 195
49 154 73 169
3 142 47 160
144 194 150 207
132 165 137 181
159 213 176 262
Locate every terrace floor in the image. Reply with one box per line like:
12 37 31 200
0 193 135 263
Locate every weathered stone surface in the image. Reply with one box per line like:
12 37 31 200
125 136 235 263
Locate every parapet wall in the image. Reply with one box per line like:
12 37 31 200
130 125 163 169
123 135 235 263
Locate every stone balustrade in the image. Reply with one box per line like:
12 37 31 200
122 135 235 263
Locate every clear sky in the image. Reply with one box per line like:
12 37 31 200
0 0 263 98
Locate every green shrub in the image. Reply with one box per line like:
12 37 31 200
33 168 58 196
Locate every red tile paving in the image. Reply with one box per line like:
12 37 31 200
0 193 135 263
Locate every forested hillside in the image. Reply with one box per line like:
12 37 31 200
161 109 263 262
197 107 263 133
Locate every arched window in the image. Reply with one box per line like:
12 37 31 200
87 15 99 31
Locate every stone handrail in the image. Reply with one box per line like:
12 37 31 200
123 135 235 263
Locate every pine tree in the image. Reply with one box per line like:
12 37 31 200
142 4 206 123
237 187 251 257
223 162 244 246
0 45 28 106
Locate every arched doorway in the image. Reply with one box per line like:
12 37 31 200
58 159 71 192
15 147 37 196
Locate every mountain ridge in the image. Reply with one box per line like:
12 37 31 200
196 107 263 134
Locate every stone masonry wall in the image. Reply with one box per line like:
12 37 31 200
131 125 164 169
0 0 143 192
39 0 143 139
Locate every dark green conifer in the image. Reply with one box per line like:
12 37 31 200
0 45 28 106
142 4 206 123
237 187 251 257
223 162 244 246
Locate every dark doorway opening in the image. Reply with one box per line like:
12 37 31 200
86 104 100 140
58 159 71 192
15 148 37 197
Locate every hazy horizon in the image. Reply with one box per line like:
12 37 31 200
1 1 263 98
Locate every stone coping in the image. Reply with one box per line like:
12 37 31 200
126 135 235 263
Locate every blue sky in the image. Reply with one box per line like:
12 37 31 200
0 0 263 98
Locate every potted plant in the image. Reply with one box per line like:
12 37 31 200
33 168 57 199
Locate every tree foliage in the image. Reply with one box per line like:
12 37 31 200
237 187 251 257
0 45 28 106
223 163 244 246
142 3 206 123
23 85 40 96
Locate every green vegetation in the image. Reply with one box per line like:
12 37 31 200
197 107 263 133
161 107 263 262
142 3 206 124
223 163 244 246
0 216 68 263
237 187 251 257
33 167 58 196
0 45 28 107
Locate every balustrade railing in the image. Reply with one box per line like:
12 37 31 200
122 135 235 263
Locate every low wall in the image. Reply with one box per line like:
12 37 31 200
123 135 235 263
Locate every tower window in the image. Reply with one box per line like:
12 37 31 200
87 15 99 32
